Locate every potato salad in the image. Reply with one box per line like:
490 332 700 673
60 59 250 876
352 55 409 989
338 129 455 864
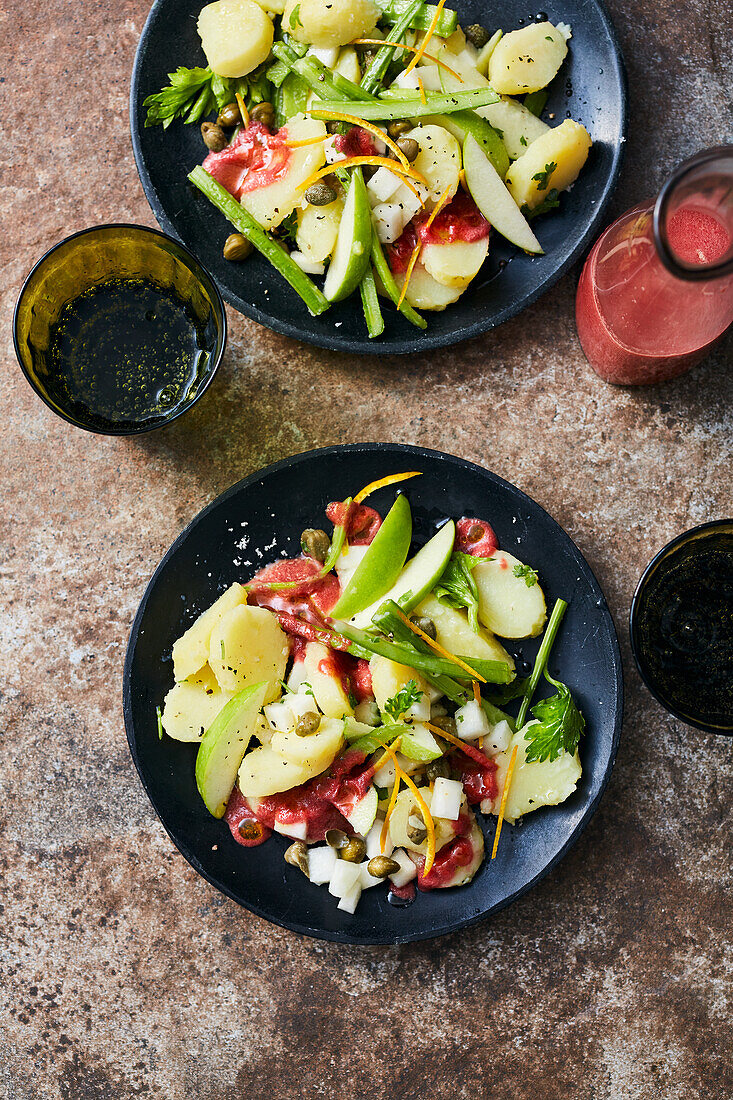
144 0 592 337
159 472 586 914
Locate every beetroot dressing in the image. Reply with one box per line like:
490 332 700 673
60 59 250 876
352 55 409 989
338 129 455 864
388 193 490 274
202 122 291 200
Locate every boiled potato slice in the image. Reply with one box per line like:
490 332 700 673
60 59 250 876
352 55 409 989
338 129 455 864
238 746 316 796
392 264 463 311
270 717 345 769
172 583 248 681
480 97 550 160
415 593 515 674
209 605 289 701
241 115 328 230
253 0 285 11
296 193 345 262
473 552 547 638
369 654 434 718
433 815 485 886
388 787 458 854
406 125 461 210
488 22 568 95
505 119 592 210
283 0 380 47
302 641 354 719
161 667 233 742
421 237 489 289
482 726 582 823
198 0 274 78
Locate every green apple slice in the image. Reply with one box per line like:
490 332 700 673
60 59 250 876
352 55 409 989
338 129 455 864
345 785 379 836
400 724 443 762
463 134 543 254
195 681 268 818
350 519 456 628
427 110 509 178
323 169 372 303
331 494 412 619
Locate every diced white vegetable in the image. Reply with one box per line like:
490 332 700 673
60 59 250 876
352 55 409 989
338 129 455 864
273 820 308 840
407 694 432 722
290 251 325 275
430 777 463 820
454 699 491 741
264 700 296 733
393 68 421 89
390 182 424 224
556 21 572 40
359 861 383 889
367 167 403 204
337 883 363 913
288 691 320 721
308 845 338 884
329 858 362 898
365 820 393 859
388 848 417 888
307 44 339 67
354 699 380 726
483 719 513 756
372 202 405 244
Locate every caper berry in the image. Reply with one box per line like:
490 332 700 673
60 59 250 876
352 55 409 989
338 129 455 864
466 23 490 48
250 101 276 128
367 855 400 878
425 757 451 783
201 121 228 152
217 101 242 128
387 119 411 139
284 840 310 876
397 136 420 163
305 182 337 207
223 233 253 262
410 615 437 640
295 712 320 737
340 837 367 863
406 811 427 845
326 828 349 850
301 527 331 560
429 715 457 737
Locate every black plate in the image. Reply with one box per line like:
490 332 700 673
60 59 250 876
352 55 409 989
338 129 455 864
123 444 623 944
129 0 627 354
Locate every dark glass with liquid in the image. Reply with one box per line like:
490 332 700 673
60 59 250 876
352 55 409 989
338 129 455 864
630 522 733 733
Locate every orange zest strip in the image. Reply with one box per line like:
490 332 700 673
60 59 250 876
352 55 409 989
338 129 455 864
351 40 464 81
392 605 487 683
424 722 494 768
380 770 401 853
425 182 454 228
459 168 468 190
305 109 409 169
235 92 250 130
354 471 422 504
403 0 449 76
373 735 402 775
491 744 518 859
417 75 428 105
396 240 423 310
473 680 482 705
298 158 427 201
379 742 436 873
285 135 328 147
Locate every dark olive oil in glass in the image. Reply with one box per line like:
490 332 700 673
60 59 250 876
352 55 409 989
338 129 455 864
631 523 733 733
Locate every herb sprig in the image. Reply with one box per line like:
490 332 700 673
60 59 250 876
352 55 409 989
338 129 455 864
143 64 270 129
531 161 558 191
513 562 539 587
524 672 585 762
383 679 424 721
433 551 492 632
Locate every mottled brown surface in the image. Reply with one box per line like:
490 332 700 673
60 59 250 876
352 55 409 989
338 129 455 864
1 0 732 1096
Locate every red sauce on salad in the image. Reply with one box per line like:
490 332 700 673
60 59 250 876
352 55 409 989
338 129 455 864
454 753 498 804
224 787 272 847
326 500 382 544
334 127 378 158
249 558 341 619
388 192 490 274
202 122 291 201
350 658 373 702
414 813 476 890
455 517 498 557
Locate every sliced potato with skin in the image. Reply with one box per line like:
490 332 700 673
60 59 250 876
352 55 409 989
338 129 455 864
161 669 233 742
388 787 459 854
482 725 582 823
172 583 248 682
197 0 274 78
283 0 380 48
238 746 317 797
270 717 345 769
369 654 435 718
406 124 461 211
241 115 328 230
393 264 464 311
302 641 354 719
421 237 489 289
505 119 592 210
415 593 516 675
209 605 289 701
473 551 547 638
296 193 345 262
488 22 568 95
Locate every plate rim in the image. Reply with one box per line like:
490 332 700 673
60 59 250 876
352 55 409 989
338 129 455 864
122 442 624 944
128 1 628 355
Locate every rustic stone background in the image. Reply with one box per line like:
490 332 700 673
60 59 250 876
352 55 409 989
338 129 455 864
1 0 731 1096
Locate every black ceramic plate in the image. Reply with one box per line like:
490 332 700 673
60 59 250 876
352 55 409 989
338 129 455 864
129 0 627 354
123 444 623 943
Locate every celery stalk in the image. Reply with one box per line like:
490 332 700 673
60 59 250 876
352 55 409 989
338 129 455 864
360 267 385 337
360 0 423 95
380 0 458 35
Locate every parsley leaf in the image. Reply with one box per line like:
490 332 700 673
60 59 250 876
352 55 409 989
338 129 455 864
531 161 558 190
521 188 561 221
143 66 266 129
433 551 492 632
277 210 299 247
524 673 585 762
519 135 528 147
289 3 302 28
513 562 539 587
384 679 423 721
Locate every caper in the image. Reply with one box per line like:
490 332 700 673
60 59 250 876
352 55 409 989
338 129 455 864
301 527 331 560
425 757 451 783
238 819 263 841
367 855 400 878
250 101 276 128
465 23 490 48
305 181 338 207
295 712 320 737
326 120 342 135
340 837 367 863
406 811 427 845
387 119 411 139
360 48 378 67
201 121 228 152
429 715 457 737
223 233 253 262
410 615 437 640
284 840 310 876
466 522 485 543
326 828 349 850
397 137 420 163
217 101 242 128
